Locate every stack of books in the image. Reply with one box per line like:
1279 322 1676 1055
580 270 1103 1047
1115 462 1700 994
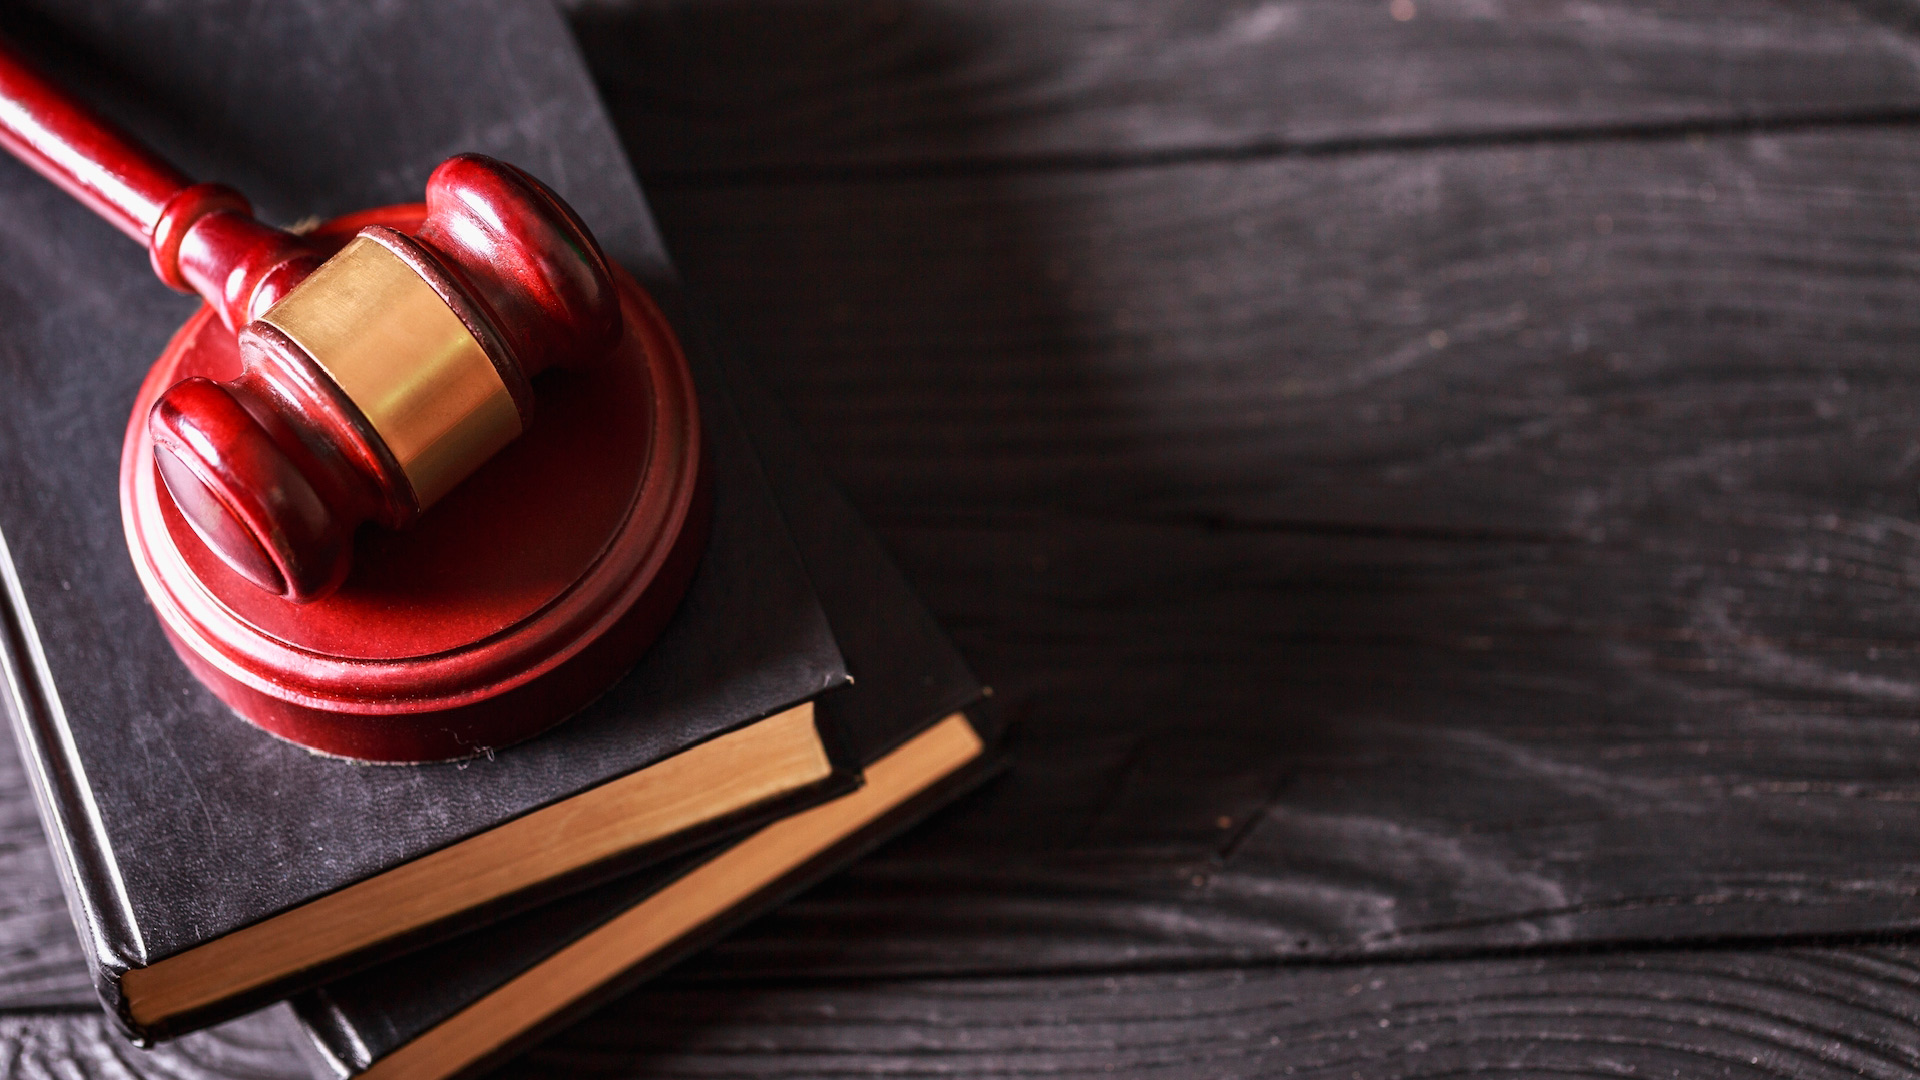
0 2 998 1078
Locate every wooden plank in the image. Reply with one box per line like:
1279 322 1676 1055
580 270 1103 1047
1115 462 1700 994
0 1009 307 1079
6 949 1920 1079
637 126 1920 975
0 703 92 1009
563 0 1920 175
520 947 1920 1079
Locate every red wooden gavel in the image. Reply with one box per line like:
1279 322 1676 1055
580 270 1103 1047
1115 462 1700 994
0 39 621 601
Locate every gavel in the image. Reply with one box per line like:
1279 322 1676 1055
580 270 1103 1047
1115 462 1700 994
0 38 620 602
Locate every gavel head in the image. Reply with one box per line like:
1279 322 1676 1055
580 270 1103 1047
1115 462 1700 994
146 155 622 602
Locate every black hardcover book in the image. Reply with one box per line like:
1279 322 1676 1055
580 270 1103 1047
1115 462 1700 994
290 350 1001 1080
0 0 852 1045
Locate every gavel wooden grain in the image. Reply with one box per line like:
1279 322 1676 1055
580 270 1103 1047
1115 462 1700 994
0 38 621 601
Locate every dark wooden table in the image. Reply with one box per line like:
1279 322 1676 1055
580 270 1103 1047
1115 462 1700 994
9 0 1920 1074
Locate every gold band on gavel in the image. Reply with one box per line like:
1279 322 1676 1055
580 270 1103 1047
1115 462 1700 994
258 235 521 509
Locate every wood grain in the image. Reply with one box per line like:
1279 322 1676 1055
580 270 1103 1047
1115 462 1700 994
9 6 1920 1080
513 947 1920 1079
10 949 1920 1079
0 704 91 1009
0 1009 307 1079
563 0 1920 175
637 126 1920 975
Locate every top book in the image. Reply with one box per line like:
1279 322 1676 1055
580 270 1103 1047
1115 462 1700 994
0 0 849 1046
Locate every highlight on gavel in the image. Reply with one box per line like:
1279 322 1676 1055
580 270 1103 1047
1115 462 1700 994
0 38 620 602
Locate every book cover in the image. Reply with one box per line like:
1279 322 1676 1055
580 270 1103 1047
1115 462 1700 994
0 0 851 1044
290 345 1001 1080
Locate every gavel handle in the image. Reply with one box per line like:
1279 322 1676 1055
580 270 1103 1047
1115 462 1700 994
0 36 193 245
0 35 318 324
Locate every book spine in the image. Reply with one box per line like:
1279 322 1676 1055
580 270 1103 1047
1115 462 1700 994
0 529 145 1038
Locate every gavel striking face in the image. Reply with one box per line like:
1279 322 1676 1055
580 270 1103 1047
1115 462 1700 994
145 155 621 601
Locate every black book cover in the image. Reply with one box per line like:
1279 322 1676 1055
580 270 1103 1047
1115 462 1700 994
0 0 849 1044
290 347 1000 1080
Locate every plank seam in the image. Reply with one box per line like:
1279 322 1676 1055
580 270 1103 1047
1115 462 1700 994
641 106 1920 189
655 930 1920 990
